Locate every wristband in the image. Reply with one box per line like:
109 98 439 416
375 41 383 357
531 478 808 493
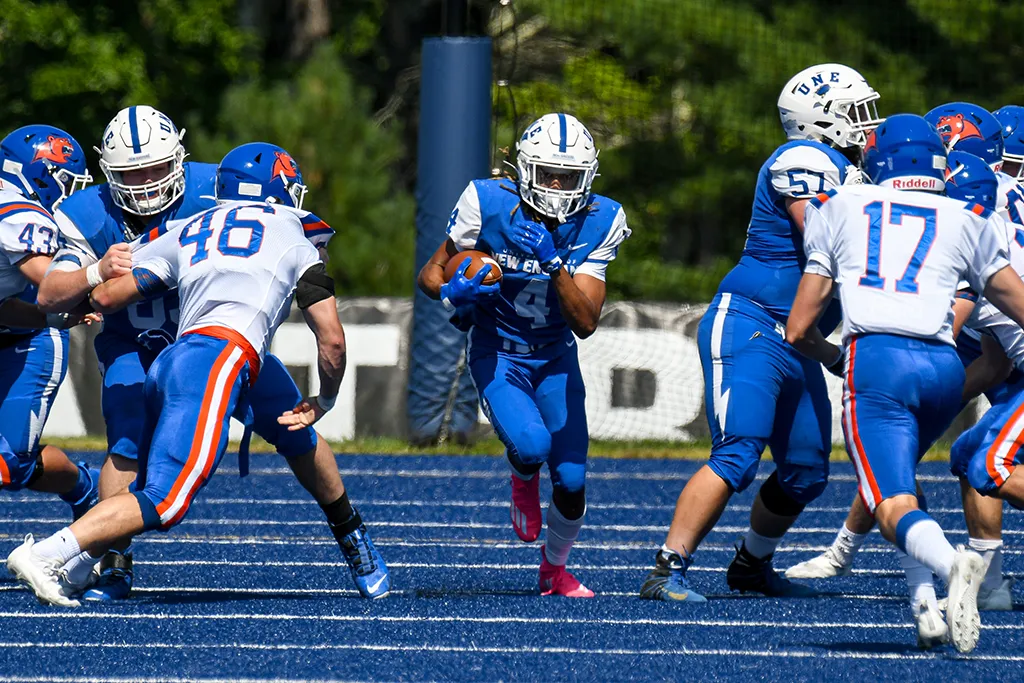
45 313 70 329
541 255 564 274
86 263 104 288
316 394 337 412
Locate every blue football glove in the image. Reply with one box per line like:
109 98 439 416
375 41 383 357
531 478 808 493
440 259 501 311
510 222 563 273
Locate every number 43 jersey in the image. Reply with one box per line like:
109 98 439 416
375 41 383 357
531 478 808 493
0 188 60 303
447 179 630 348
803 184 1010 345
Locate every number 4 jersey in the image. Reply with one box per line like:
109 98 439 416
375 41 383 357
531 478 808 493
446 179 630 347
803 184 1011 345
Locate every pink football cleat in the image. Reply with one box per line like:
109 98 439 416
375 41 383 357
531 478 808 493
539 546 595 598
510 474 542 542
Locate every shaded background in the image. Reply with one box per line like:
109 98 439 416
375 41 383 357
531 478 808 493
5 0 1022 302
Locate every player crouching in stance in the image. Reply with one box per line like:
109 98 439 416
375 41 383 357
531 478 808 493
0 126 100 520
7 142 388 605
640 64 880 603
785 114 1024 653
417 113 629 597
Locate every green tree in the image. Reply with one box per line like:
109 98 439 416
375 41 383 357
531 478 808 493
190 43 415 295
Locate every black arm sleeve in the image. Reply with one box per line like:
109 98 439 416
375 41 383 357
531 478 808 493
295 262 336 310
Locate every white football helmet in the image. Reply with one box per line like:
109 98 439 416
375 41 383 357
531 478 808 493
777 64 882 149
96 105 187 216
516 113 599 222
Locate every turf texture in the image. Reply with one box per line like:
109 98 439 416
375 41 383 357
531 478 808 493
0 453 1019 682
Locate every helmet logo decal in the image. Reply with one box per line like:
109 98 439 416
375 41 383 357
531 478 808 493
32 135 74 164
863 129 878 155
935 114 982 145
271 151 298 180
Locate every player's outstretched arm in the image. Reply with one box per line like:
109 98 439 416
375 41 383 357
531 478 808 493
88 269 146 314
963 335 1013 402
785 272 843 375
38 243 132 313
279 265 346 431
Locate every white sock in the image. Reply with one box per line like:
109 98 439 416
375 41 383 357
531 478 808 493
62 551 103 587
544 502 584 567
33 527 81 565
834 523 869 560
898 551 937 610
899 515 955 584
969 537 1003 592
743 529 782 559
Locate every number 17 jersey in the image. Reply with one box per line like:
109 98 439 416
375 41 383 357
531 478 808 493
803 185 1010 345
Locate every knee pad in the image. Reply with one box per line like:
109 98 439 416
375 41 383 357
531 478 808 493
508 423 552 467
775 459 828 505
758 470 807 516
552 485 586 521
708 442 761 493
551 461 586 494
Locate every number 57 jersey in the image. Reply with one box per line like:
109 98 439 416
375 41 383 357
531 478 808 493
803 185 1011 345
130 200 321 359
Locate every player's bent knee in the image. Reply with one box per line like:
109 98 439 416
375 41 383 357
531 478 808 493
776 463 828 505
133 491 165 532
949 439 971 479
551 461 586 494
3 450 43 491
512 424 552 466
758 470 807 516
708 447 760 493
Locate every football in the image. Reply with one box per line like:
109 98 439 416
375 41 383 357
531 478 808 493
443 249 503 285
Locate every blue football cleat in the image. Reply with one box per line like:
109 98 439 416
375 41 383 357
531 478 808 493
82 551 133 602
339 524 390 599
639 549 707 602
68 464 101 522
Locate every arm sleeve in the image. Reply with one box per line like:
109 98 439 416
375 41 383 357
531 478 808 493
446 182 483 250
769 146 846 199
802 202 836 278
967 213 1012 293
574 206 631 281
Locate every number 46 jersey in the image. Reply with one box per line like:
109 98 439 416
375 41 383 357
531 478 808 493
803 184 1011 345
447 179 630 347
130 200 321 359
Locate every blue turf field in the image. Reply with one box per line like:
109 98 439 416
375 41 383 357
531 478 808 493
0 453 1020 682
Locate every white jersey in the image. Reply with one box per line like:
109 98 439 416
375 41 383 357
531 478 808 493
129 200 320 359
0 188 61 302
803 184 1010 345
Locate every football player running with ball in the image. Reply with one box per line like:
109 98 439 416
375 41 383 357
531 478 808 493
418 113 629 597
640 64 881 603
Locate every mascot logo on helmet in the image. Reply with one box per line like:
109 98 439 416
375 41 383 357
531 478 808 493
271 151 298 180
935 114 983 146
32 135 74 164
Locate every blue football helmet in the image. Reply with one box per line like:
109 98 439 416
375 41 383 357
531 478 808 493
215 142 307 209
862 114 946 191
924 102 1004 170
0 125 92 211
945 151 998 212
994 105 1024 181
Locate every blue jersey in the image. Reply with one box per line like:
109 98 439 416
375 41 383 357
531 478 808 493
50 162 217 348
718 140 859 325
447 179 630 347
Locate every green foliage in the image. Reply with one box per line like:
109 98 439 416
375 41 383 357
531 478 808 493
189 44 415 295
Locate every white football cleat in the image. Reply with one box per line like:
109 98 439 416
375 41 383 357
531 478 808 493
784 547 852 579
6 535 80 607
946 548 985 654
913 601 949 649
938 576 1014 612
